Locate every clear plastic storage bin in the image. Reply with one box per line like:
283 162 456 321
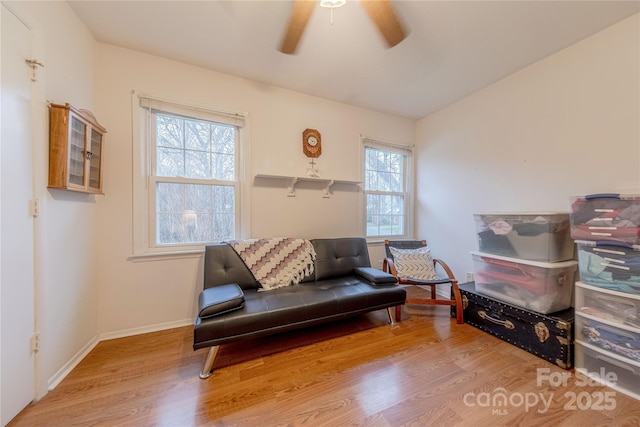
474 212 574 262
471 251 577 314
570 194 640 245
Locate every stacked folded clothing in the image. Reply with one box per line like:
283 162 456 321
581 318 640 362
577 241 640 294
571 195 640 244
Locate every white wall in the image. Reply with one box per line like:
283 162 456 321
415 14 640 283
93 44 415 336
2 0 99 398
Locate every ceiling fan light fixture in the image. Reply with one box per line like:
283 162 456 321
319 0 346 9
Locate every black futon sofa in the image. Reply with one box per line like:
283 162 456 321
193 237 406 379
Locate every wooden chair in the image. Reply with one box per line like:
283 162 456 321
383 240 464 324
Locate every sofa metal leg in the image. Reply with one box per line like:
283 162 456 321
387 307 397 325
199 346 220 379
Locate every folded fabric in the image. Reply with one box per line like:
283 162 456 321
578 250 640 293
227 237 316 291
618 204 640 226
477 230 516 257
488 220 512 235
571 225 640 244
580 306 640 329
582 323 640 362
513 223 548 237
571 198 633 224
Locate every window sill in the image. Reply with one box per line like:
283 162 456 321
366 237 413 246
128 248 205 262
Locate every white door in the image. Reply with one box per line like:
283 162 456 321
1 4 36 425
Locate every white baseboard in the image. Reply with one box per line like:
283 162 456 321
47 318 193 391
47 335 100 391
98 318 193 342
436 287 451 298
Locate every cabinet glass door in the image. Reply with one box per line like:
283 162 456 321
88 128 102 190
69 115 86 186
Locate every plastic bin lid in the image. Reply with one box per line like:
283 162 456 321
571 193 640 200
471 251 578 268
575 240 640 251
473 211 569 217
576 281 640 300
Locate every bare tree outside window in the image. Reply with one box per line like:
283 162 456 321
154 113 238 245
364 145 408 237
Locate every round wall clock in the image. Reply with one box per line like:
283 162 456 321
302 128 322 158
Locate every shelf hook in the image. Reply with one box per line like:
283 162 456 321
25 59 45 82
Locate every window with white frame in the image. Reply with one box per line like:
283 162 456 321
362 137 413 239
132 93 246 256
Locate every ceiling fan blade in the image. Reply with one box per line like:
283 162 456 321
360 0 406 48
279 0 317 54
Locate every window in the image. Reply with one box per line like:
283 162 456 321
362 137 413 239
132 93 247 257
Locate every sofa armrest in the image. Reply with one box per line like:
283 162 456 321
198 283 245 318
353 267 398 285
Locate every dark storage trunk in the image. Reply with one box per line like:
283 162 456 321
454 282 574 369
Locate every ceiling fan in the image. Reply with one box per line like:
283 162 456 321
279 0 407 54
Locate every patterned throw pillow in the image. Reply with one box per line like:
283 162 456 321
389 246 439 281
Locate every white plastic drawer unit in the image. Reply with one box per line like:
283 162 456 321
576 241 640 295
570 193 640 245
576 313 640 363
471 251 577 314
575 281 640 331
575 341 640 400
473 212 574 262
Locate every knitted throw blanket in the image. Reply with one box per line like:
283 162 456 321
227 238 316 291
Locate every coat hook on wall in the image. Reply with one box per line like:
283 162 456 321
25 59 45 82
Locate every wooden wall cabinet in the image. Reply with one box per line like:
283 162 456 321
48 103 106 194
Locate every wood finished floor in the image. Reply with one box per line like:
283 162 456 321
9 292 640 426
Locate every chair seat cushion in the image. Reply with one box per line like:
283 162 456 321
400 277 452 285
389 246 439 281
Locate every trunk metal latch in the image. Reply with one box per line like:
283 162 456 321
535 322 550 342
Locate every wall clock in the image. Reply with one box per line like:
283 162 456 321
302 128 322 158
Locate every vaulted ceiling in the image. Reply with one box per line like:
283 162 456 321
69 1 640 120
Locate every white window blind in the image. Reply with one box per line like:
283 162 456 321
362 137 413 156
138 95 245 128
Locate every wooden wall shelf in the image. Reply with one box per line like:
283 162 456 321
254 174 361 198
